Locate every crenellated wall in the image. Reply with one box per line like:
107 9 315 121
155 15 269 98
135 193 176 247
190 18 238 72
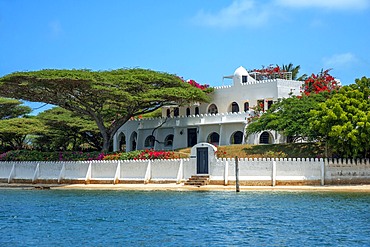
1 158 368 186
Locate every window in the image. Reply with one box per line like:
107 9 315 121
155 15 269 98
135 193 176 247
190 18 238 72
244 102 249 112
186 108 191 116
144 135 155 148
207 132 220 145
164 134 174 147
242 75 248 84
208 104 218 114
231 102 239 113
166 109 171 117
195 107 200 115
174 107 179 117
230 131 243 144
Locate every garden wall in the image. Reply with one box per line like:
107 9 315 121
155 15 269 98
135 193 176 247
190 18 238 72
0 158 369 186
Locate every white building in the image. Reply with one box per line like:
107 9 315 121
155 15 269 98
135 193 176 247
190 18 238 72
113 66 303 152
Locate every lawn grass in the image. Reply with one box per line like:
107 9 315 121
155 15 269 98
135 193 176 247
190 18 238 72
177 142 326 159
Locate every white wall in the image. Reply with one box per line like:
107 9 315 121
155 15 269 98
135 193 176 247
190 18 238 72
1 158 368 185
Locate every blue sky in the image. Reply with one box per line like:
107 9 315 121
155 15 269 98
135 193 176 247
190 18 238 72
0 0 369 114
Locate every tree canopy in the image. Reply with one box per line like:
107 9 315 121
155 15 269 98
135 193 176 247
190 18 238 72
0 68 212 151
246 93 326 142
310 77 370 158
35 107 102 151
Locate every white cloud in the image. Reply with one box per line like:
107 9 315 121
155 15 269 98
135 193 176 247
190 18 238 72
276 0 369 10
323 53 358 68
192 0 271 28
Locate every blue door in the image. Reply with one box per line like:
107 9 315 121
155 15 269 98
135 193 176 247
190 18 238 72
197 147 209 174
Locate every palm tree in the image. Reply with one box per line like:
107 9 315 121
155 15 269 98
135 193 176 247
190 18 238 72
281 63 307 81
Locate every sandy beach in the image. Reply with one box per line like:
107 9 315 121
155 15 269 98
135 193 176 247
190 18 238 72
1 183 370 192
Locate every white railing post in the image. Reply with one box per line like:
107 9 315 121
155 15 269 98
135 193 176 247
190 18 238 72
176 159 184 184
32 163 40 183
272 160 277 187
321 159 326 186
224 160 229 186
144 160 151 184
85 161 92 183
8 163 15 184
58 162 65 183
114 161 121 184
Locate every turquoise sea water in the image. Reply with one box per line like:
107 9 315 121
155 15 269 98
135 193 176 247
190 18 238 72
0 189 369 246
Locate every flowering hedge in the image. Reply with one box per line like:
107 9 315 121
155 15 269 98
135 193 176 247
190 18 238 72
103 149 179 160
251 65 287 80
0 149 182 161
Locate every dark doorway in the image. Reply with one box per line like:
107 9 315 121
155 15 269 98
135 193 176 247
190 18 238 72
187 128 197 147
197 147 208 174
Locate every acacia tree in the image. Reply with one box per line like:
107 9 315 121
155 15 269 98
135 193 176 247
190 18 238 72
0 98 43 150
35 107 102 151
0 68 211 151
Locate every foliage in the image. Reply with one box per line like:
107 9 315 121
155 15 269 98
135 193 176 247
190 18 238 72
0 68 211 151
187 79 212 93
178 143 325 159
103 149 180 160
34 107 102 151
309 77 370 158
0 150 105 161
0 97 31 119
246 93 327 142
302 69 339 95
281 63 307 81
0 117 44 150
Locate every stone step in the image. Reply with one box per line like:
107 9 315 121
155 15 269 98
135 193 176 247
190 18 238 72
184 181 206 186
184 175 210 186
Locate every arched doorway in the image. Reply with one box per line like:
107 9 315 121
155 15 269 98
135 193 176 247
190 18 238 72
130 132 137 151
230 131 243 144
207 132 220 146
259 131 273 144
117 132 126 151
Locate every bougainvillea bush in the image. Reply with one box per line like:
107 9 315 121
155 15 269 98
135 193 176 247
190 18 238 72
103 149 179 160
302 69 339 95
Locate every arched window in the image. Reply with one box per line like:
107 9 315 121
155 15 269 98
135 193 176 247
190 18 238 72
259 131 273 144
208 104 218 114
144 135 155 148
207 132 220 145
186 108 191 116
130 132 137 151
164 134 174 147
231 102 239 113
230 131 243 144
195 107 200 115
244 102 249 112
166 109 171 117
174 107 179 117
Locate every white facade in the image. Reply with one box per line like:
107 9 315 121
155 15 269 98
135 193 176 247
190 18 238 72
113 66 303 152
